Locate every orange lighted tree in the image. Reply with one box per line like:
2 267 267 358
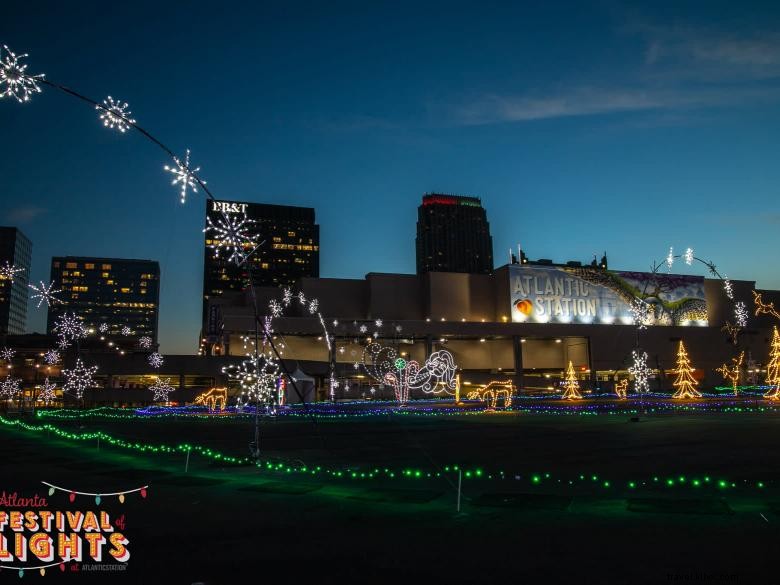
562 361 582 400
764 326 780 400
671 341 702 399
716 351 744 396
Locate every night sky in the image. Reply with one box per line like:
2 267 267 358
2 1 780 354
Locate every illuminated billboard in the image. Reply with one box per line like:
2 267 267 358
509 265 708 326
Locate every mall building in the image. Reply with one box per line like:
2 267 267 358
202 258 780 398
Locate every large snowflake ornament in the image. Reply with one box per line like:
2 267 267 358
43 349 61 365
628 350 651 394
0 261 24 283
0 347 14 361
203 211 257 265
62 358 98 400
0 45 44 103
37 377 57 404
29 280 63 308
1 375 21 398
138 336 153 349
54 312 87 346
735 301 748 328
121 325 132 336
97 95 135 133
164 148 203 204
98 323 109 334
148 352 164 368
149 377 175 402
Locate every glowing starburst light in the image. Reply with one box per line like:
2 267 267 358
96 95 135 133
0 45 44 103
164 149 203 204
203 211 257 265
29 280 62 308
0 261 24 283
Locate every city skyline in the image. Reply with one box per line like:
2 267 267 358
3 1 780 354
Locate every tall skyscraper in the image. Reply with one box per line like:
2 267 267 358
416 193 494 274
203 199 319 334
0 227 32 335
47 257 160 342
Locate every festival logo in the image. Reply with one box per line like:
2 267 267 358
0 482 146 577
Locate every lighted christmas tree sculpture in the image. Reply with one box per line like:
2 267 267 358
764 326 780 400
671 341 701 399
561 361 582 400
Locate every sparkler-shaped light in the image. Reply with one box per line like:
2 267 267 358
0 261 24 283
0 45 44 103
684 247 694 265
164 149 203 204
97 96 135 133
28 280 62 308
629 298 650 330
203 211 257 265
666 247 674 271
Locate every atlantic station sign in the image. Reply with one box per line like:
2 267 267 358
509 265 708 327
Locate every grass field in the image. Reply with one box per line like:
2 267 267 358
1 399 779 584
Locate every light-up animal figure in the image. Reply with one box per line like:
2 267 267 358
614 379 628 399
194 387 228 412
467 381 514 410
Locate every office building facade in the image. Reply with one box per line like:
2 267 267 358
416 193 493 275
47 257 160 342
202 199 319 340
0 226 32 335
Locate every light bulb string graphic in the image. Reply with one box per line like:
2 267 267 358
41 480 148 498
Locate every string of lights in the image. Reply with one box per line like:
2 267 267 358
0 416 772 496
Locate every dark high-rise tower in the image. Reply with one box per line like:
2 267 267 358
202 199 319 335
0 227 32 335
415 194 493 274
47 257 160 342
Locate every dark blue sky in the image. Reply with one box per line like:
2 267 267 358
3 1 780 354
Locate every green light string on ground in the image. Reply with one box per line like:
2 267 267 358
0 416 772 494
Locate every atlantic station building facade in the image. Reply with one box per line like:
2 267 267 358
202 260 780 400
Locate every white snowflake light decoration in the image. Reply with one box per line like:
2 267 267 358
37 378 57 404
282 288 293 306
628 350 651 394
139 336 153 349
97 95 135 133
149 377 175 402
164 148 203 204
666 247 674 271
0 45 44 103
0 347 14 361
308 299 319 314
629 298 650 330
121 325 132 336
0 261 24 283
375 319 383 328
62 358 98 400
43 349 61 365
148 352 164 368
54 312 87 345
203 211 257 265
224 352 279 407
735 301 748 328
722 277 734 300
684 247 694 266
99 323 109 334
359 324 368 334
29 280 62 308
1 375 21 399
